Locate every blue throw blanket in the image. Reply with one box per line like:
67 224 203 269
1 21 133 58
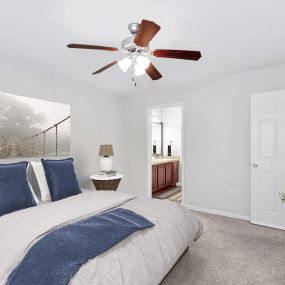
7 208 154 285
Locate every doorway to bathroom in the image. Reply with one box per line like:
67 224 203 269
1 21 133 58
146 103 184 204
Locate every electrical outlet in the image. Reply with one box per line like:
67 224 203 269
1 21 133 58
234 188 240 197
228 188 240 197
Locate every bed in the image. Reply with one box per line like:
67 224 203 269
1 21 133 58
0 190 202 285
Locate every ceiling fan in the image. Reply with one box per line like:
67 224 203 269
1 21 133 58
67 19 202 80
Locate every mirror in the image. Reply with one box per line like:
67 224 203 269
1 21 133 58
152 122 163 155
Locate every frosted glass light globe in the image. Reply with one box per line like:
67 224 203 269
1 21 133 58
118 57 132 72
135 55 150 69
134 64 146 76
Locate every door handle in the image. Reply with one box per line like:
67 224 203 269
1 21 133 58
252 163 258 168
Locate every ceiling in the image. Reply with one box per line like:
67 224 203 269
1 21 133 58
1 0 285 95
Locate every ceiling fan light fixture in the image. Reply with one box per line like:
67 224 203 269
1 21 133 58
135 55 150 69
134 64 146 76
118 57 132 72
67 19 201 81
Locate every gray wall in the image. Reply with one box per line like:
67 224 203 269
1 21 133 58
0 57 127 192
125 65 285 218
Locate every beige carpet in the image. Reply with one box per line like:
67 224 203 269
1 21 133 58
162 211 285 285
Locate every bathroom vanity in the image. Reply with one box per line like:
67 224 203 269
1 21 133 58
152 157 179 193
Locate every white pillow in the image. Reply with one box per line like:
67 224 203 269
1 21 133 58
31 161 51 202
27 164 39 204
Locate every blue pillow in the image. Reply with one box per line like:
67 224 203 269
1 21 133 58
41 158 81 201
0 161 36 216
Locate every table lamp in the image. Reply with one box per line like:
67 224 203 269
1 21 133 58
99 145 114 172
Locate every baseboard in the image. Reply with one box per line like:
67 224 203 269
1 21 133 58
183 205 284 229
184 204 250 221
251 220 285 231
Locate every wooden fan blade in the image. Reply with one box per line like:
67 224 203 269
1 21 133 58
134 19 161 47
92 61 118 75
152 49 201 60
67 44 118 51
145 62 162 80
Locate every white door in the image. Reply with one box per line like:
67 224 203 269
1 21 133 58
251 90 285 230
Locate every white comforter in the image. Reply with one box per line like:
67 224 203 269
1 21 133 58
0 191 202 285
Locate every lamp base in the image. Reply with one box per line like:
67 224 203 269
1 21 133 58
100 157 113 172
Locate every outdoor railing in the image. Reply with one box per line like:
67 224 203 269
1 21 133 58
24 115 71 157
0 134 9 158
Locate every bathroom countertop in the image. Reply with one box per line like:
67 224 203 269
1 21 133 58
152 156 180 166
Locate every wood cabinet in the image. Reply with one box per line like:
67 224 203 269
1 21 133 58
157 164 166 190
172 161 179 184
152 160 179 193
152 166 158 192
165 163 173 187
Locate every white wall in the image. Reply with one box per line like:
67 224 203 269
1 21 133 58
0 57 127 192
162 106 182 157
125 65 285 218
3 54 285 219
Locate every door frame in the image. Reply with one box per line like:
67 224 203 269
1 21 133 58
146 102 185 205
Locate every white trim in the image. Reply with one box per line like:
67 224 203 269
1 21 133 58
184 204 250 221
146 107 152 199
251 220 285 231
250 93 255 222
146 102 185 204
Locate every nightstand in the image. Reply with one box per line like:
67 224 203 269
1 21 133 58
90 174 123 191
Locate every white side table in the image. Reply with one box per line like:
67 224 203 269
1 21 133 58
90 174 123 191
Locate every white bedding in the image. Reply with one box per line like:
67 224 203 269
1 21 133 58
0 191 202 285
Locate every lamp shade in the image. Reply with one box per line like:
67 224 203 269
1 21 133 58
99 145 114 157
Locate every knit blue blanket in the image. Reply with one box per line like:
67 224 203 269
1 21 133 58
7 208 154 285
